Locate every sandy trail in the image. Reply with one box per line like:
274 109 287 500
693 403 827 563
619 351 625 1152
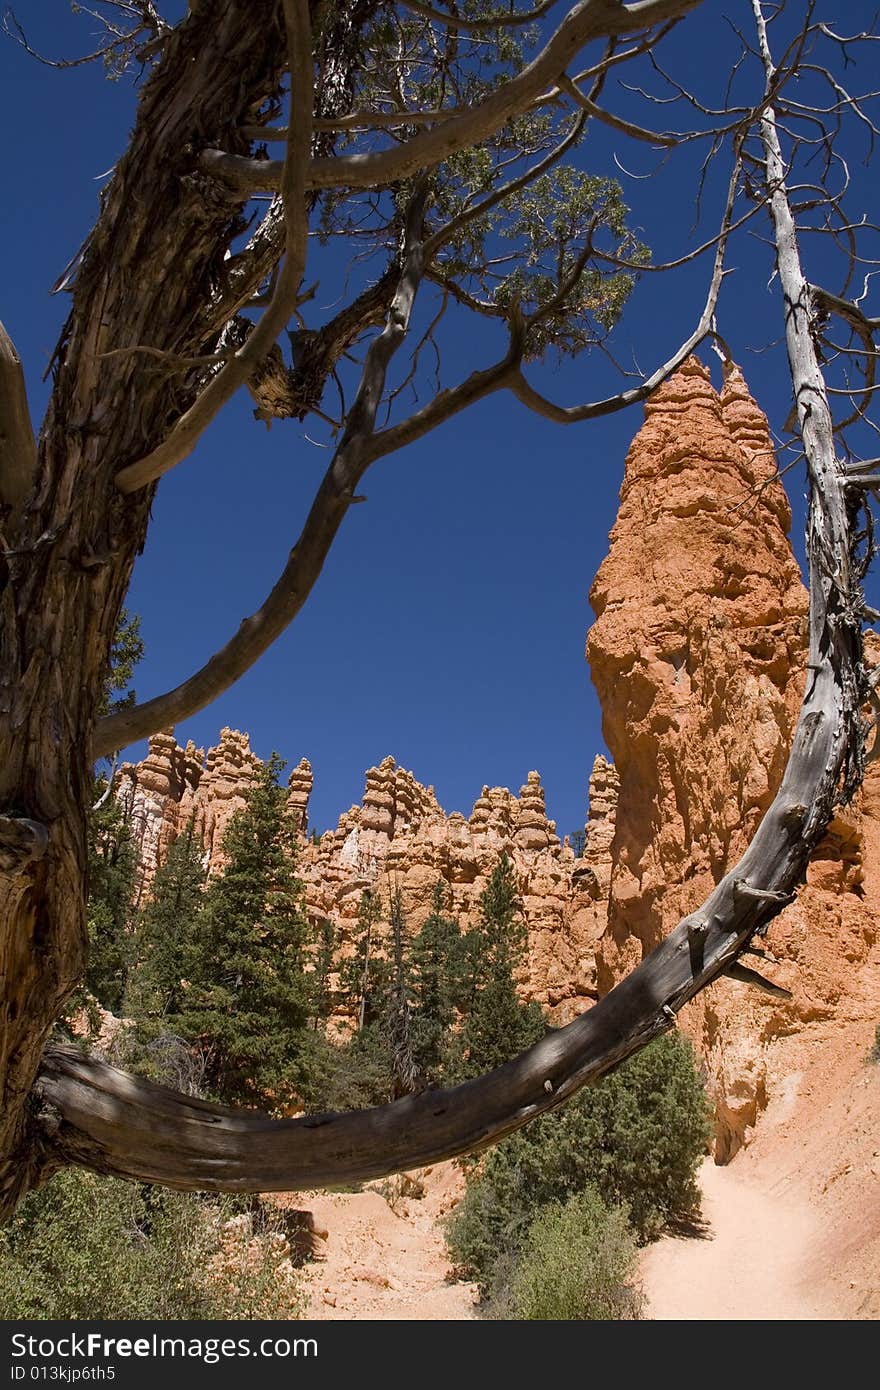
642 1036 880 1321
287 1165 478 1320
275 1032 880 1320
642 1157 841 1321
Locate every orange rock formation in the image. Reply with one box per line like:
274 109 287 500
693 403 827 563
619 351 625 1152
118 356 880 1157
119 737 607 1022
587 355 880 1157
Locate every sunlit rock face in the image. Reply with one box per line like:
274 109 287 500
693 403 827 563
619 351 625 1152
120 739 611 1026
586 356 880 1158
118 357 880 1157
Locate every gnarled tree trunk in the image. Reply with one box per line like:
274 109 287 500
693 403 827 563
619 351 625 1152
0 0 337 1217
0 0 869 1217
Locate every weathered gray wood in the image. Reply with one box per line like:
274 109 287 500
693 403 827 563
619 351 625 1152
28 1 867 1198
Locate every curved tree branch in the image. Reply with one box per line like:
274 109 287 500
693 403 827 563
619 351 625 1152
557 73 679 143
94 187 431 760
400 0 562 32
38 591 860 1187
201 0 703 196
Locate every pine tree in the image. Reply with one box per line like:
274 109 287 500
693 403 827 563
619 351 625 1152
75 607 145 1017
410 879 465 1084
172 756 312 1111
124 819 206 1032
340 889 389 1032
387 889 418 1099
456 854 546 1079
82 788 138 1015
309 917 336 1029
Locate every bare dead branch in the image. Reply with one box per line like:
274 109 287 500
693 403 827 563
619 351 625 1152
364 350 518 461
425 271 505 316
114 0 314 495
558 73 678 143
509 141 739 421
94 185 431 758
90 758 119 813
244 109 453 138
810 282 879 429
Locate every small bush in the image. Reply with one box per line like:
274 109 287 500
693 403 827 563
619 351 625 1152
447 1031 710 1296
868 1024 880 1064
0 1168 303 1320
494 1187 643 1321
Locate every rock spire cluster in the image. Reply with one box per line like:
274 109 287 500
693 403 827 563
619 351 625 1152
118 357 880 1155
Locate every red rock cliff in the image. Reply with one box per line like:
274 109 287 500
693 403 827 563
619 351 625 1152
118 356 880 1156
587 355 880 1157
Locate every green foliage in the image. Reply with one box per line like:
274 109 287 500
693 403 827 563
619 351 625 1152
447 1031 711 1296
99 606 144 717
64 607 145 1026
310 916 337 1028
301 1024 392 1114
82 787 138 1015
339 889 391 1031
410 879 467 1083
493 1187 643 1321
318 8 649 372
171 756 313 1111
569 828 587 858
0 1168 302 1320
868 1024 880 1064
125 818 206 1032
454 854 546 1079
387 889 419 1098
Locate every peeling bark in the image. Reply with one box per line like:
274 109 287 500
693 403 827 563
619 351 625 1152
0 0 870 1214
0 0 291 1217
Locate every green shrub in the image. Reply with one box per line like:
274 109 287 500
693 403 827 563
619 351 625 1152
300 1024 394 1112
447 1031 710 1295
495 1187 643 1321
869 1024 880 1064
0 1168 303 1320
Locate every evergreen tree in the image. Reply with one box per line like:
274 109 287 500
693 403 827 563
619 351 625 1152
455 854 545 1079
172 756 312 1111
340 889 389 1032
410 879 465 1084
72 607 145 1019
124 819 206 1032
82 788 138 1015
309 917 336 1030
387 889 418 1099
98 608 144 717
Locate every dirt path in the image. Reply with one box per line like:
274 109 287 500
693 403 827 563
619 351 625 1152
285 1165 478 1320
274 1033 879 1320
642 1036 880 1321
640 1157 834 1320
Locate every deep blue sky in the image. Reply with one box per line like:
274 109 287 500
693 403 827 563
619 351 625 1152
2 2 877 836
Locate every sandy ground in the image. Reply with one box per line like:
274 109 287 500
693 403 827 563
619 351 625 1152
640 1156 833 1320
642 1024 880 1321
283 1163 478 1320
273 1024 880 1320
